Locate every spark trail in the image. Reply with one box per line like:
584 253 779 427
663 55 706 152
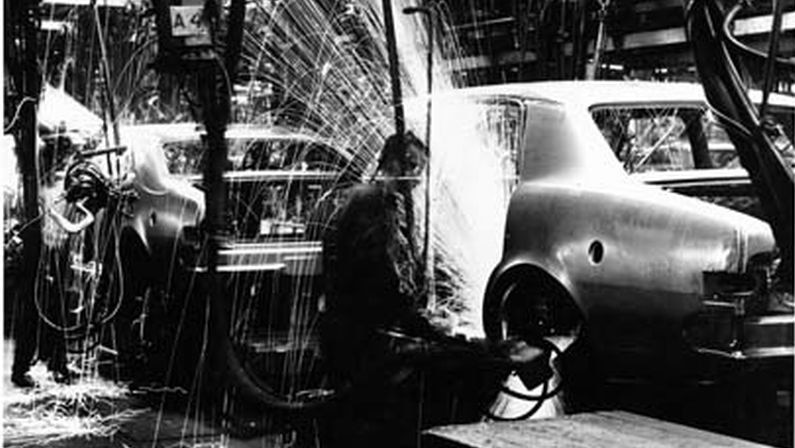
17 1 526 441
242 0 514 335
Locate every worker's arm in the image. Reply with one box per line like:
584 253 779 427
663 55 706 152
48 200 95 234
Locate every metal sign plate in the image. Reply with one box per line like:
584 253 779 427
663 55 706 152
169 5 209 38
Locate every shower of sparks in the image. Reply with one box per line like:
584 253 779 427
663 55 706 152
239 0 514 336
3 362 143 447
15 0 527 441
240 0 471 173
414 97 517 335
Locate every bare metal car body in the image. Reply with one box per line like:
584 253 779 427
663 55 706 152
470 81 793 377
119 123 349 279
108 123 354 388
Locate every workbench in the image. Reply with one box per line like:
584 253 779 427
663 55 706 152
424 410 772 448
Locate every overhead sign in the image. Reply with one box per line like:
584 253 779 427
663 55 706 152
170 5 209 41
152 0 215 70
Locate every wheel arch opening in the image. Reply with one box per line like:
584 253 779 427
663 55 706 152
483 264 583 342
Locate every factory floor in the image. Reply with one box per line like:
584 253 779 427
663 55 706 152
3 335 792 448
1 339 288 448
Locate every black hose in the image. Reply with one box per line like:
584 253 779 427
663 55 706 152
33 173 128 344
687 0 794 285
478 335 566 421
497 338 564 401
721 2 795 71
483 380 549 422
758 0 785 118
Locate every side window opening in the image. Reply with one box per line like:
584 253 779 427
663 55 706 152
589 104 795 220
590 104 742 174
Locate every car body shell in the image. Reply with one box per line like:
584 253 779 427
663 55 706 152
461 81 792 373
117 123 350 280
112 82 791 377
118 124 204 277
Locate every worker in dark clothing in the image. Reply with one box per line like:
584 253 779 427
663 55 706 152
319 132 552 446
318 131 438 447
321 132 441 384
8 227 39 388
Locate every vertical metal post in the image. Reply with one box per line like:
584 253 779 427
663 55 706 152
404 4 436 310
90 0 121 178
198 0 229 307
383 0 423 308
382 0 405 135
423 11 434 311
199 66 230 397
587 0 609 80
572 0 589 79
90 0 120 146
199 0 254 403
13 0 43 375
20 0 42 283
199 69 228 255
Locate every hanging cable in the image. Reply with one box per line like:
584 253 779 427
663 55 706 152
721 2 795 70
31 160 131 343
759 0 784 119
3 97 37 133
4 207 48 253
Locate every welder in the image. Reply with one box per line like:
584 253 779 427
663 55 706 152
319 132 547 446
321 132 437 382
318 131 436 446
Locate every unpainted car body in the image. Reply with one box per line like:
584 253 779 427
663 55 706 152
118 123 351 279
463 81 794 378
105 123 353 390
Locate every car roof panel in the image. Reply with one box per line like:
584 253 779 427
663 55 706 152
442 81 795 109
